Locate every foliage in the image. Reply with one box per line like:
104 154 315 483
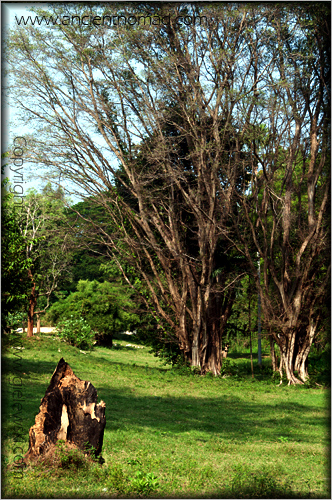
19 185 75 298
47 279 139 346
1 178 33 330
220 359 239 378
56 316 95 350
304 348 331 387
130 471 159 495
6 2 330 379
106 465 159 495
3 183 77 336
4 311 25 333
63 198 114 293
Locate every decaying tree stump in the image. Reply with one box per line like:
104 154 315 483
25 358 106 462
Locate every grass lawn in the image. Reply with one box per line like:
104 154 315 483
1 333 330 498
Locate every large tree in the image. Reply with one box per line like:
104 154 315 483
16 185 75 337
229 4 330 383
6 3 330 378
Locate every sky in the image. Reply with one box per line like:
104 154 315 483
2 2 82 201
3 3 45 193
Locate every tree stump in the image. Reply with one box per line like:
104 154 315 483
25 358 106 462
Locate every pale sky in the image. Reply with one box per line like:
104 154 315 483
2 2 84 202
3 3 50 193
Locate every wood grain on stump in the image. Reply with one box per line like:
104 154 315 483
25 358 106 462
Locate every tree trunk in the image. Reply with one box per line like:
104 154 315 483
201 320 221 376
178 313 191 363
27 296 36 338
282 352 303 385
270 336 278 372
250 332 254 378
296 353 309 382
201 292 222 375
249 287 254 378
25 358 106 462
293 320 316 382
190 287 202 368
191 334 200 368
28 296 36 337
27 270 37 338
36 314 41 334
275 319 318 385
278 332 304 385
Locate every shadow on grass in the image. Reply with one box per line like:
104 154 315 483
98 387 328 445
2 354 328 451
2 341 330 500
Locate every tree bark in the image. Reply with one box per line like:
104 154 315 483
277 332 304 385
199 288 235 375
293 320 317 382
191 342 200 367
270 336 278 372
27 270 37 338
201 292 221 375
27 293 36 338
25 358 106 462
36 314 41 334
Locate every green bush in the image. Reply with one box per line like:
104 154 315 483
5 311 25 332
220 358 239 377
46 280 139 347
56 316 95 350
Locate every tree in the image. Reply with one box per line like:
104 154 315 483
1 178 32 331
228 4 330 383
6 3 330 377
46 279 139 346
16 185 75 337
66 198 119 287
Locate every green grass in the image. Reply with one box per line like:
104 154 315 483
2 333 330 498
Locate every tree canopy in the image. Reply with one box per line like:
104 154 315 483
5 2 330 382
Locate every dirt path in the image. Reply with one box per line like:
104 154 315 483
16 327 57 333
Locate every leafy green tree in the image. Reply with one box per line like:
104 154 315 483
46 280 139 346
57 316 95 350
1 178 32 331
16 184 76 336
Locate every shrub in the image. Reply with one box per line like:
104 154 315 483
220 358 239 377
56 316 95 350
5 311 25 332
46 280 139 347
